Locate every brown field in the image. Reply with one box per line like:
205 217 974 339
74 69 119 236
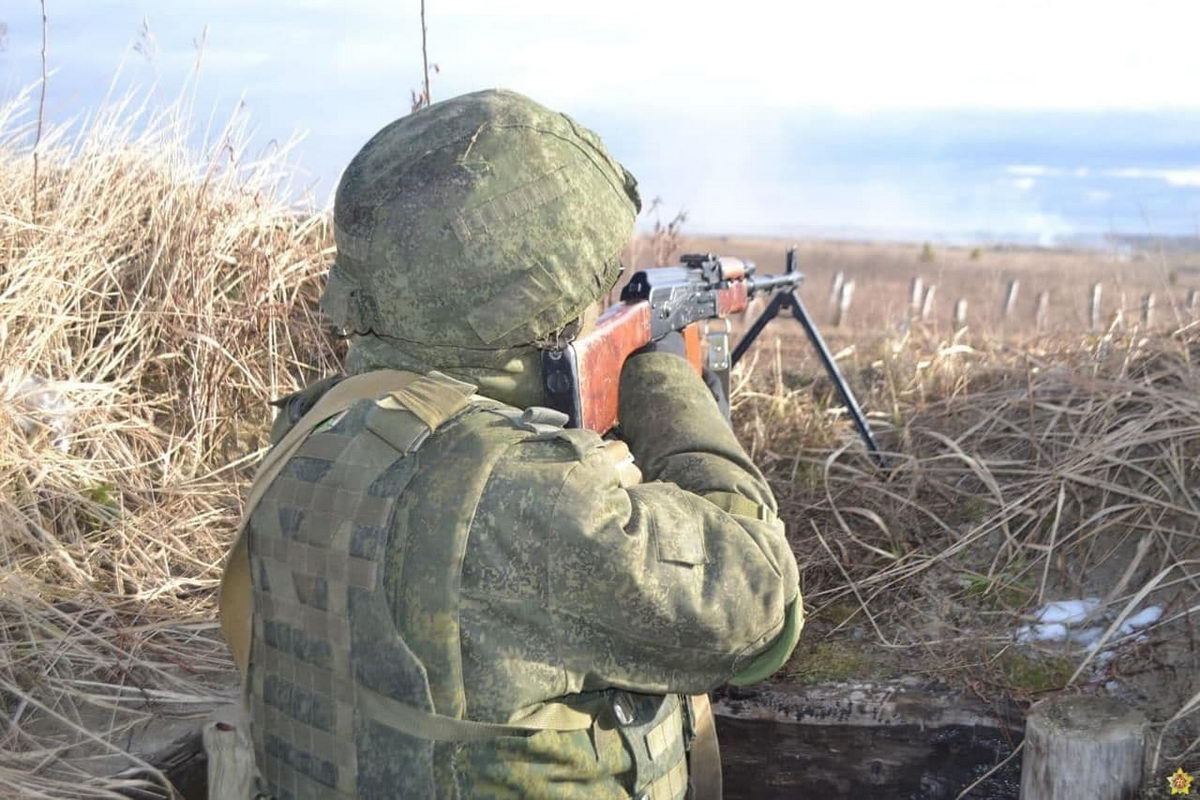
1 89 1198 798
649 235 1200 336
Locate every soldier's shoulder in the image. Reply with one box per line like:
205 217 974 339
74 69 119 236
468 404 607 464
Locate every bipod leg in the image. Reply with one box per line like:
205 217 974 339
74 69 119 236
730 290 786 366
783 291 885 467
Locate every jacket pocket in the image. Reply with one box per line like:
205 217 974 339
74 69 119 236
649 506 708 566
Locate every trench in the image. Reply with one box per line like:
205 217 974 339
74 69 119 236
713 681 1024 800
143 679 1024 799
717 715 1022 799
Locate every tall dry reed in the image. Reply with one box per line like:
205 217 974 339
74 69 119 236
0 87 338 797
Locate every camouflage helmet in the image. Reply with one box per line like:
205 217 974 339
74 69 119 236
322 89 641 348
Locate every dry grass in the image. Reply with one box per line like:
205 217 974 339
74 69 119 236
0 88 338 797
730 323 1200 770
2 84 1199 798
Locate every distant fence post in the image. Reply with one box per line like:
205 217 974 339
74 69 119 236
828 271 845 309
909 276 924 317
953 298 968 328
833 281 854 327
1089 283 1103 331
1003 279 1020 320
1035 291 1050 332
920 285 936 323
1141 293 1155 328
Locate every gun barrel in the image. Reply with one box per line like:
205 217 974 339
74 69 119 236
746 272 803 296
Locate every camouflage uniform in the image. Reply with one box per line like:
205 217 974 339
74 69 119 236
221 90 802 800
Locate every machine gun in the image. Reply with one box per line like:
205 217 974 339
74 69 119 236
541 247 883 464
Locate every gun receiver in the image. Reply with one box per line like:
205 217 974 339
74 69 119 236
620 254 803 338
541 248 884 465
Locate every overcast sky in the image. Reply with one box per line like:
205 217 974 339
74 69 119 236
2 1 1199 243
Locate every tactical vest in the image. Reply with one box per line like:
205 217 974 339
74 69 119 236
219 370 708 800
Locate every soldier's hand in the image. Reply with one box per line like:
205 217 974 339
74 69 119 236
626 331 730 421
630 330 687 360
602 440 643 487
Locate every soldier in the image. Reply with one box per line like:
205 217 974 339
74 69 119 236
219 89 801 800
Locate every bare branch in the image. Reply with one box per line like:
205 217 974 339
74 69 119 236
33 1 48 217
421 0 431 107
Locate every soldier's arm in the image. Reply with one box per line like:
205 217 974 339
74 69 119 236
618 351 773 514
542 352 802 694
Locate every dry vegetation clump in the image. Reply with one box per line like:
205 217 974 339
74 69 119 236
0 90 337 797
732 323 1200 769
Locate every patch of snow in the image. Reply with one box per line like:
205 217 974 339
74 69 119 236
1015 622 1068 643
1033 599 1101 625
1118 606 1161 635
1013 600 1166 678
1069 626 1106 647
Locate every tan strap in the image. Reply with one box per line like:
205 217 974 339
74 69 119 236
700 491 774 523
356 683 595 742
219 369 429 674
202 705 255 800
688 693 723 800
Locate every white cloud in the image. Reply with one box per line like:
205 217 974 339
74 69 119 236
1007 165 1059 177
1106 167 1200 187
422 0 1200 112
1163 171 1200 187
9 0 1200 115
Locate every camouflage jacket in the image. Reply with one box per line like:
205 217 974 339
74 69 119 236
250 351 801 799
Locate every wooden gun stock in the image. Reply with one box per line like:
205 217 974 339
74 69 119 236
542 280 747 434
542 302 704 434
539 254 788 433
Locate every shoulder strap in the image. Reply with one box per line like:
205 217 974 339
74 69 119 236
219 369 433 674
220 369 598 740
687 693 723 800
356 684 596 741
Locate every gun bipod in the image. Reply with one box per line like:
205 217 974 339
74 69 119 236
730 247 886 468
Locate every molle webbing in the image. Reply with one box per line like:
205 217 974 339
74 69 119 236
612 693 690 800
244 369 471 799
226 370 599 800
220 369 432 674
